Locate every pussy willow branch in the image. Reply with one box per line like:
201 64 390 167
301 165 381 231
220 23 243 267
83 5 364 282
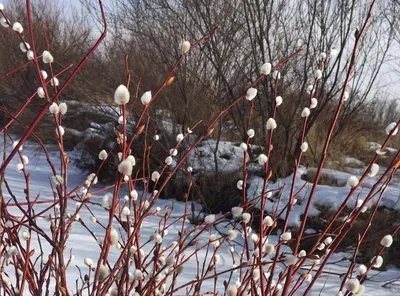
0 0 107 176
293 0 377 264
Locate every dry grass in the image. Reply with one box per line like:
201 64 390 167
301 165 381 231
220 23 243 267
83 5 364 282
301 169 340 187
305 204 400 269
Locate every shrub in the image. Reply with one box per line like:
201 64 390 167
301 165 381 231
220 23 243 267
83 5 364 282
0 1 399 296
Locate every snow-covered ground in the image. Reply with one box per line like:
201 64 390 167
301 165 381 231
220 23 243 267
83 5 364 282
1 138 400 295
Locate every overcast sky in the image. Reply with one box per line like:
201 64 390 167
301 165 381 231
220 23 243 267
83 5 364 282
12 0 400 102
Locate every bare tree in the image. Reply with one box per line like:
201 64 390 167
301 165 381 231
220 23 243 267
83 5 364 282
84 0 398 176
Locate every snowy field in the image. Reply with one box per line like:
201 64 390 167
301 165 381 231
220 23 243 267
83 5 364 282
1 139 400 295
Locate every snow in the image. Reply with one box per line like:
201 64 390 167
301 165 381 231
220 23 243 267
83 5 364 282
1 138 400 295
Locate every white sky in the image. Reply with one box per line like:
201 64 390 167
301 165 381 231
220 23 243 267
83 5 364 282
14 0 400 102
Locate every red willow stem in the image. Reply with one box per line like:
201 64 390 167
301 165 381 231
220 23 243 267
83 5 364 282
280 58 326 295
92 29 220 294
97 47 302 296
0 59 35 80
303 158 400 295
289 119 400 280
293 0 377 261
0 65 73 134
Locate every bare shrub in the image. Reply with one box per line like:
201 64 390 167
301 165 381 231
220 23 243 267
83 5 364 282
0 1 399 296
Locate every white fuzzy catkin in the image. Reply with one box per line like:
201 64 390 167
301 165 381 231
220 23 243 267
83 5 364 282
58 102 67 114
385 122 398 135
151 171 160 181
345 279 360 293
165 156 173 166
263 216 274 226
283 254 298 265
264 244 275 254
8 246 18 256
176 133 184 142
301 107 310 117
1 17 9 27
51 77 59 86
247 129 255 138
266 118 277 130
358 264 367 275
134 269 143 281
117 116 125 125
176 265 184 274
320 52 327 59
0 4 3 10
37 87 45 98
275 96 283 106
12 141 22 152
21 231 30 240
84 258 93 267
250 233 259 243
122 206 131 216
246 88 257 101
346 176 359 188
170 148 178 156
19 42 30 52
42 50 54 63
315 69 322 79
226 284 238 296
236 180 243 190
306 85 314 94
371 255 383 268
56 126 65 137
376 148 386 155
252 269 260 280
260 62 272 75
127 155 136 166
310 98 318 109
41 70 48 80
300 142 308 152
231 206 243 217
166 256 175 267
130 189 138 201
49 103 59 114
240 142 248 152
357 285 366 295
98 150 108 160
181 41 190 54
114 85 130 105
280 232 292 242
140 91 152 105
204 214 215 224
12 22 23 33
242 213 251 223
109 229 119 245
227 229 238 240
118 159 133 176
27 50 34 60
257 154 268 165
380 234 393 247
98 264 108 281
298 250 307 257
368 163 379 177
